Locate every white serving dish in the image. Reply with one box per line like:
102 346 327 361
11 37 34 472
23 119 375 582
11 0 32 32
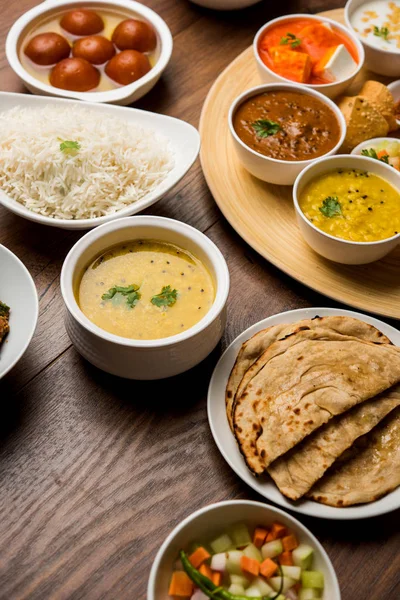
351 136 400 157
345 0 400 77
147 499 341 599
60 216 230 379
387 80 400 126
0 92 200 230
293 154 400 264
228 83 346 186
5 0 173 106
0 245 39 379
207 307 400 520
253 13 365 99
189 0 261 9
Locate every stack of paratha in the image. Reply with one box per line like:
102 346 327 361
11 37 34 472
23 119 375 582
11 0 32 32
226 316 400 507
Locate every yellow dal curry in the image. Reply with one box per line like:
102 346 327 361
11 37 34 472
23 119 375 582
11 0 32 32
299 169 400 242
79 240 215 340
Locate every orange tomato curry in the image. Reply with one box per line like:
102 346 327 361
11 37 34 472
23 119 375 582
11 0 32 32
258 18 358 85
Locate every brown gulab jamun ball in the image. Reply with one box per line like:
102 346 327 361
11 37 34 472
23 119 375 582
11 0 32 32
50 57 100 92
60 9 104 36
24 32 70 66
111 19 157 53
72 35 115 65
105 50 151 85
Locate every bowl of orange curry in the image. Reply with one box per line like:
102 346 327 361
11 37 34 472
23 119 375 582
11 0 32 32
253 13 364 99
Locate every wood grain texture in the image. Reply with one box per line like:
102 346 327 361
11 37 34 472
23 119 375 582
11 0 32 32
0 2 399 600
200 8 400 319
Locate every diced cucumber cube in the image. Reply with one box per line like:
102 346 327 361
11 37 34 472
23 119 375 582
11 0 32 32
210 533 233 554
293 544 314 570
251 576 274 595
301 571 324 589
230 523 252 548
298 589 322 600
261 539 283 559
226 550 244 575
245 586 263 597
230 574 250 589
210 552 226 572
269 576 296 593
243 543 263 562
281 565 302 581
228 583 245 595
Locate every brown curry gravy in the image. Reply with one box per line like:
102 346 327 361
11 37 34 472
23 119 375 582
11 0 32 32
233 90 341 162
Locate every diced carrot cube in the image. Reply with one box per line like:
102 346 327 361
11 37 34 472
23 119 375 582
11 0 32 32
377 150 388 159
279 551 294 566
199 564 213 580
212 571 222 586
168 571 194 597
253 527 268 548
240 555 260 577
188 546 211 569
282 534 299 551
260 558 279 579
265 530 277 542
271 522 287 539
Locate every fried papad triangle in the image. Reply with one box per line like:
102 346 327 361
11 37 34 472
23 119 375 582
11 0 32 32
268 385 400 500
307 407 400 507
233 330 400 475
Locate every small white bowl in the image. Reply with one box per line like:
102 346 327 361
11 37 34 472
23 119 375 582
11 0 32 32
351 136 400 158
387 80 400 127
0 245 39 379
253 13 364 99
345 0 400 77
6 0 173 106
60 216 230 379
147 500 341 600
189 0 261 9
228 83 346 186
293 154 400 264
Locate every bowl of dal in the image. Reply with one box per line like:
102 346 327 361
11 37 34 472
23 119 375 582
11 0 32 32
228 83 346 186
60 216 230 379
293 154 400 264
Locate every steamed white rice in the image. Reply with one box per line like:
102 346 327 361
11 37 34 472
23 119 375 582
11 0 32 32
0 106 174 220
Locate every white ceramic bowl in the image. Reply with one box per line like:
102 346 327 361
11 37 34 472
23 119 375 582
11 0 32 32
228 83 346 186
147 500 341 600
5 0 173 106
351 136 400 157
345 0 400 77
253 13 364 99
60 216 230 379
189 0 261 9
293 154 400 264
0 245 39 379
0 92 200 230
387 80 400 126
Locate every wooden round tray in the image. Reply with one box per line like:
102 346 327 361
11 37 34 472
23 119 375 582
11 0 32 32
199 9 400 320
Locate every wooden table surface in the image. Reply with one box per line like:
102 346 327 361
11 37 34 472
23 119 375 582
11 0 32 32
0 1 399 598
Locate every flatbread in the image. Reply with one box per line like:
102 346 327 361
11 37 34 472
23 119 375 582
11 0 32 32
268 385 400 500
226 316 391 431
359 80 398 132
233 332 400 475
308 407 400 507
338 95 389 153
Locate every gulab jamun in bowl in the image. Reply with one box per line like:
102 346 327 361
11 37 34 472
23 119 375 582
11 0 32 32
6 0 173 105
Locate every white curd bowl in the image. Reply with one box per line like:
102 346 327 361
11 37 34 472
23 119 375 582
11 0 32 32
253 13 364 99
228 83 346 186
60 216 230 380
147 500 341 600
6 0 173 106
0 245 39 379
345 0 400 77
293 154 400 265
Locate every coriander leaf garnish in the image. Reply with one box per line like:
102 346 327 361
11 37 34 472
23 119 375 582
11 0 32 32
319 196 342 218
361 148 389 164
373 25 390 40
102 284 141 308
151 285 178 308
280 32 302 48
59 140 81 154
0 301 10 317
251 119 281 138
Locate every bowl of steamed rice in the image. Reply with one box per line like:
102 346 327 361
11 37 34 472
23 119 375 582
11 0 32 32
0 92 200 229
